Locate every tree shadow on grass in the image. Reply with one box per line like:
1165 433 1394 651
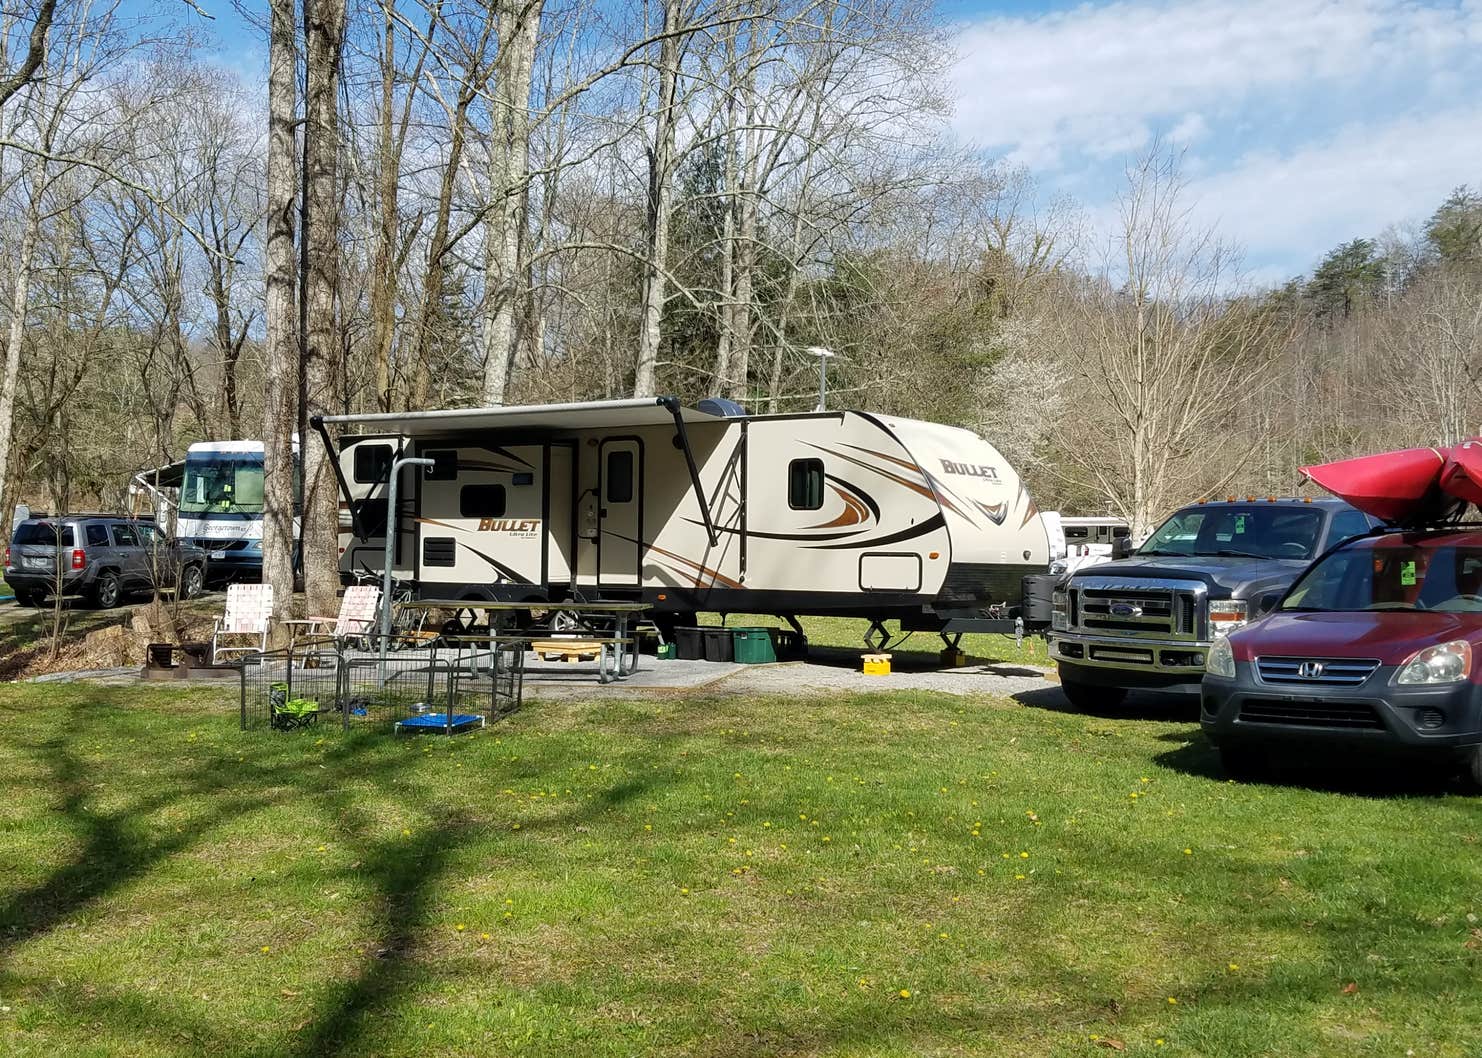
268 746 662 1058
0 707 308 963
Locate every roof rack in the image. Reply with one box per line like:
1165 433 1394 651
21 511 154 522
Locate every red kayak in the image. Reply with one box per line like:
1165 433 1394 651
1440 439 1482 507
1302 441 1482 522
1300 446 1445 521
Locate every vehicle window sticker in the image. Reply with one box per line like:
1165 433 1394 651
1400 560 1417 586
1233 514 1247 534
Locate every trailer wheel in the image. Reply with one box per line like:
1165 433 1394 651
1058 678 1125 711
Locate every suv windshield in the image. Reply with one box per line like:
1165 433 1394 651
181 454 264 514
1283 541 1482 613
1139 506 1325 560
13 522 75 547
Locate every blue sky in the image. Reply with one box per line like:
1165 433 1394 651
173 0 1482 287
948 0 1482 284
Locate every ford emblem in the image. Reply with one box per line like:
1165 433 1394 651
1109 602 1143 618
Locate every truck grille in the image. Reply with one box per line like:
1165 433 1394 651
1255 657 1380 686
1069 578 1203 639
1238 697 1382 729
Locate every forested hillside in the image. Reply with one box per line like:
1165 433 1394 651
0 0 1476 551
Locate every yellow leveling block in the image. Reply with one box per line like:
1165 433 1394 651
862 653 892 676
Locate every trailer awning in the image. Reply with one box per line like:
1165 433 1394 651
131 459 186 490
313 397 726 547
317 397 725 438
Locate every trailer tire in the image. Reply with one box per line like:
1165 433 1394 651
1059 678 1125 712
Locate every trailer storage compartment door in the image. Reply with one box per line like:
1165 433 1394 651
859 552 921 592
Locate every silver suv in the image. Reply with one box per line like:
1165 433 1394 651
5 515 207 608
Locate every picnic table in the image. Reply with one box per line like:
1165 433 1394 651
398 599 651 682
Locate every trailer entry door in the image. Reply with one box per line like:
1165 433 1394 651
598 438 642 587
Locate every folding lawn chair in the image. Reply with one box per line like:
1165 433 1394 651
286 584 381 650
211 583 275 665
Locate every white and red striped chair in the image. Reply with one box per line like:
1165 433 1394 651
211 583 275 664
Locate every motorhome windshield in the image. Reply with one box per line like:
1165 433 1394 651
181 455 264 515
1282 542 1482 614
1139 506 1324 560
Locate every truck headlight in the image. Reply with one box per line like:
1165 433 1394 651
1051 590 1067 631
1395 640 1472 685
1209 600 1247 636
1206 635 1236 678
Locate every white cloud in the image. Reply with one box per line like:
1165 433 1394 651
949 0 1482 277
1183 107 1482 277
951 0 1482 169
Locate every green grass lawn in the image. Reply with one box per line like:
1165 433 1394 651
2 681 1480 1057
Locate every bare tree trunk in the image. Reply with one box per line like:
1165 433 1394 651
261 0 299 625
481 0 545 406
728 104 758 402
633 0 681 399
0 171 43 523
302 0 348 618
369 8 399 411
412 84 477 407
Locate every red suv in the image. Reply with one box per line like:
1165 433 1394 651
1201 529 1482 785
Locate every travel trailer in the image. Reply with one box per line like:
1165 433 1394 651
314 397 1049 633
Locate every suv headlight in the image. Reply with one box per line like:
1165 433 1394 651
1209 600 1247 637
1206 635 1236 678
1051 589 1068 631
1395 640 1472 685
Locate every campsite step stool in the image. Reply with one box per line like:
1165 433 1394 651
862 653 892 676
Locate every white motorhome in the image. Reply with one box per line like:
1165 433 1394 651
314 398 1048 632
177 439 301 582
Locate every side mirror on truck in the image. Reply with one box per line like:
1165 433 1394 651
1111 537 1133 559
1250 590 1282 619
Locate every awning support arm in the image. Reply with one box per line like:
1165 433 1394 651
310 415 368 541
662 397 718 548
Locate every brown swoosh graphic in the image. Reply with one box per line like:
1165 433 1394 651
803 484 870 530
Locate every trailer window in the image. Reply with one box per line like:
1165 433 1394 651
353 443 393 484
789 459 824 510
606 450 634 503
352 497 388 537
425 450 457 481
460 484 507 519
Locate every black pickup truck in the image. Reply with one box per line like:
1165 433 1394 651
1046 498 1378 708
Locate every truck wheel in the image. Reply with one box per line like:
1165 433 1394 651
1219 745 1268 780
1059 678 1126 711
91 571 121 609
179 564 204 600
